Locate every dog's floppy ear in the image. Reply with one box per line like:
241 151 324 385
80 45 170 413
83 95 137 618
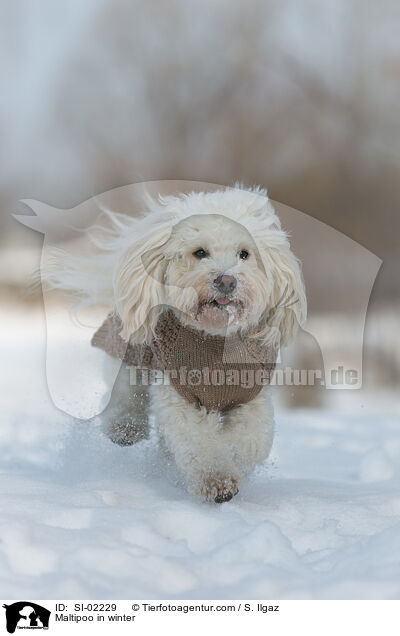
113 225 170 344
235 187 306 346
257 238 307 347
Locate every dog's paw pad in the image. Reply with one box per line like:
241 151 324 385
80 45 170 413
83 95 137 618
201 475 239 503
215 491 236 503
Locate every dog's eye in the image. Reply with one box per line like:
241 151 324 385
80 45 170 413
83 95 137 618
239 250 249 260
193 248 208 259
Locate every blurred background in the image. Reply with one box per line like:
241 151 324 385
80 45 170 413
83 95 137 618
1 0 399 412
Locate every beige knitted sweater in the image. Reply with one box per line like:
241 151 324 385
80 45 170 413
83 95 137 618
92 310 277 413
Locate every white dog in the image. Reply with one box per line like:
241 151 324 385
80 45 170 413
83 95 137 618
48 186 306 502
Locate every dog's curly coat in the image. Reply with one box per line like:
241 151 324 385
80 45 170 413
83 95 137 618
48 185 306 502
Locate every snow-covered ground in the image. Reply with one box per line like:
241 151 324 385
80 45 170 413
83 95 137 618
1 306 400 599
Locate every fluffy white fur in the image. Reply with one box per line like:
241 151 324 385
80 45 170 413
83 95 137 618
46 185 306 502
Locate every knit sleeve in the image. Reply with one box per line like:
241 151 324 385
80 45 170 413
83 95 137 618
91 313 155 368
264 342 278 370
246 339 278 374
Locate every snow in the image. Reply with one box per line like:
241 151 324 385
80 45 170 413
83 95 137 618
1 307 400 600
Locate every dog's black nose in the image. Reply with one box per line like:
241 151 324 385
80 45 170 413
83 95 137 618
213 274 237 295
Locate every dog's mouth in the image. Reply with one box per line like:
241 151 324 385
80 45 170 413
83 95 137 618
200 297 243 311
212 297 233 307
193 296 246 329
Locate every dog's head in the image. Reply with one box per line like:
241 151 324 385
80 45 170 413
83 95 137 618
114 187 306 346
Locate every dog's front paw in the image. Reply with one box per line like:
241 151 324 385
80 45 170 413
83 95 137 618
105 416 148 446
198 474 239 503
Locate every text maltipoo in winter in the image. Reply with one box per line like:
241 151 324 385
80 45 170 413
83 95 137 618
48 185 306 503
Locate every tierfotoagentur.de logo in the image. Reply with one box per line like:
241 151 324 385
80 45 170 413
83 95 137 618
2 603 51 633
14 180 381 419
